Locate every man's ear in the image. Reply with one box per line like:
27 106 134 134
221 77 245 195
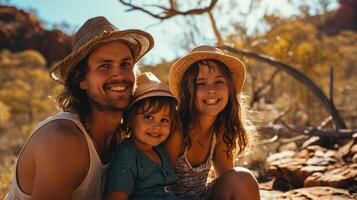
79 80 87 90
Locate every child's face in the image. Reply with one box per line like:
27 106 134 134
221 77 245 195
131 105 172 149
195 62 229 118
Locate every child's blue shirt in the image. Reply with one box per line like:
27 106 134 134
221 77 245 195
105 139 177 200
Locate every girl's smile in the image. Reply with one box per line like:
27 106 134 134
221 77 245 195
195 62 229 118
131 105 172 151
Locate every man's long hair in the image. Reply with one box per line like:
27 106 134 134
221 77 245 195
56 57 91 121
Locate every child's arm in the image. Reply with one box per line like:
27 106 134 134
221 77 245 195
164 130 184 166
107 189 129 200
212 131 234 176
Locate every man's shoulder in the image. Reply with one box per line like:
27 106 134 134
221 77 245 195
31 117 84 143
17 114 89 192
28 117 88 160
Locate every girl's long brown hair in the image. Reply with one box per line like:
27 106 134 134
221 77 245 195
178 59 253 158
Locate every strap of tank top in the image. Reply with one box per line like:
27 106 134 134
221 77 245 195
45 112 93 145
182 131 217 169
50 112 103 165
208 132 216 161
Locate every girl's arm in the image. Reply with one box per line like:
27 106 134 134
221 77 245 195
212 131 234 176
107 190 129 200
164 130 184 166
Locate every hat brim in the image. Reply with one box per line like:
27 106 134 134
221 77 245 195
50 29 154 84
129 90 177 108
169 51 246 99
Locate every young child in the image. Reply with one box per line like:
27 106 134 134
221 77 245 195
105 72 180 200
166 45 260 200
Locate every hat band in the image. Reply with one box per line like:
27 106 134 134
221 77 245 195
134 89 174 100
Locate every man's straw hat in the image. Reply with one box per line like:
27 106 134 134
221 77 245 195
130 72 177 108
169 45 246 99
50 16 154 84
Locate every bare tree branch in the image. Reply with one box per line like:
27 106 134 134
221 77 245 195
317 116 333 129
329 66 334 105
207 10 224 45
119 0 218 19
251 69 281 105
281 120 355 138
272 107 291 125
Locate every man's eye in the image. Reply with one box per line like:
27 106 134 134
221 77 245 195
121 62 133 68
144 115 153 121
99 64 110 69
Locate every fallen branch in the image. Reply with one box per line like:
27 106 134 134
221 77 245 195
260 124 356 139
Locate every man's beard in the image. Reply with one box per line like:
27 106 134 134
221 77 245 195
86 79 134 112
88 95 131 112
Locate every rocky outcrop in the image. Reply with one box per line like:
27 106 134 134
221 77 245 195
260 133 357 199
261 187 357 200
0 5 72 65
326 0 357 32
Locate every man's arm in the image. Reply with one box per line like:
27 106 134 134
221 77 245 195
29 120 88 200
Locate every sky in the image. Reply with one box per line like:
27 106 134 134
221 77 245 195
5 0 338 65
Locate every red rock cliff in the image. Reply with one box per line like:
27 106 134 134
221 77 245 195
0 5 72 66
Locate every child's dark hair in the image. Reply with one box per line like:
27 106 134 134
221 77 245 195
178 59 251 158
122 96 181 137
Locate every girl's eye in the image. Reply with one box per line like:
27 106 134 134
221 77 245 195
216 79 226 85
161 118 170 123
196 82 205 87
144 115 153 121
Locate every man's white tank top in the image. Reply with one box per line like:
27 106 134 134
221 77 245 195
5 112 110 200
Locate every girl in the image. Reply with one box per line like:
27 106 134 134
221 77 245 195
167 45 260 200
105 72 181 200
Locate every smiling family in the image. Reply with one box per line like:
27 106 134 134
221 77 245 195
5 16 260 200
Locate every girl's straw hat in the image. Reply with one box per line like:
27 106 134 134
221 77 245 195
169 45 246 99
50 16 154 84
130 72 177 108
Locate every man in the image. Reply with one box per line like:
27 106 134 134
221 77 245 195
5 16 154 200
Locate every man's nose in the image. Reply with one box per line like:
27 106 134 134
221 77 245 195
111 66 125 77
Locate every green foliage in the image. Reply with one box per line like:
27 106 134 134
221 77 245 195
0 49 60 197
0 49 58 133
0 101 10 129
225 15 357 127
139 61 174 85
